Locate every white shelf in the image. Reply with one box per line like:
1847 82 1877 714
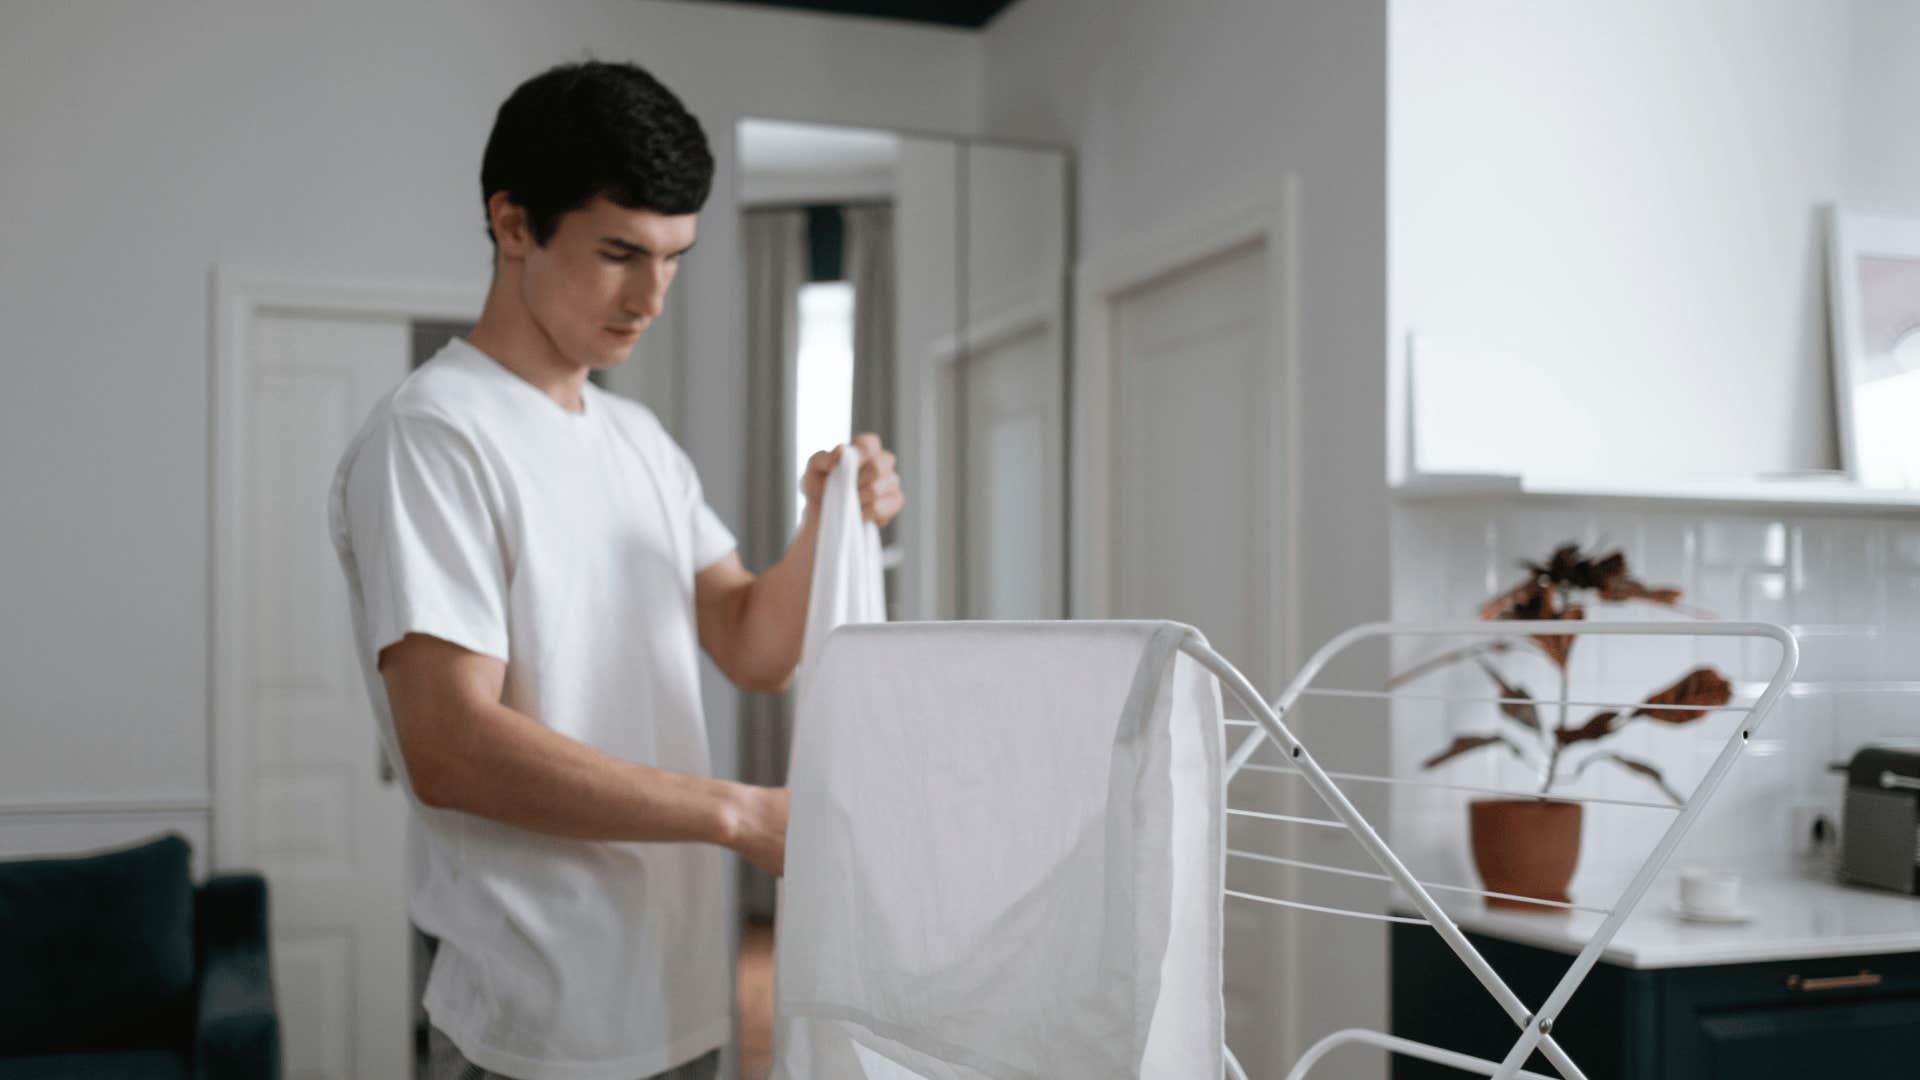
1392 471 1920 513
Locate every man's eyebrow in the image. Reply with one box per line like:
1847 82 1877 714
599 236 697 257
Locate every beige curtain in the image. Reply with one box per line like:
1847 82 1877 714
845 206 896 445
845 206 899 614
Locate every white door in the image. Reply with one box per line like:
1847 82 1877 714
1107 239 1292 1074
214 301 418 1080
947 141 1069 620
955 312 1065 619
1110 239 1274 668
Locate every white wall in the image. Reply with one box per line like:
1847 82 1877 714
982 2 1391 1074
1843 0 1920 217
0 1 982 838
1391 0 1920 481
1392 0 1854 479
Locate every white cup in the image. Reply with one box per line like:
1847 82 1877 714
1678 867 1742 916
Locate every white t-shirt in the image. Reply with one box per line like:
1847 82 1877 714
327 338 737 1080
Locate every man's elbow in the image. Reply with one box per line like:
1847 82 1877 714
395 736 463 811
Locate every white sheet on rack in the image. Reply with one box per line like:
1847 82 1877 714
773 621 1225 1080
796 443 887 692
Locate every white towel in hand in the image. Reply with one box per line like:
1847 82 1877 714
773 621 1225 1080
796 443 887 693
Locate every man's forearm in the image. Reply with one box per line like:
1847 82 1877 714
729 506 823 690
414 694 756 847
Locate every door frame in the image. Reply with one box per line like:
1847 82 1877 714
208 265 485 868
1072 180 1301 666
1068 178 1304 1060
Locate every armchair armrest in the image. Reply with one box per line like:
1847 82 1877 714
194 874 281 1080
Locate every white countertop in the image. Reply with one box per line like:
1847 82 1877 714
1426 871 1920 969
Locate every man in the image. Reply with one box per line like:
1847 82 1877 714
328 60 903 1080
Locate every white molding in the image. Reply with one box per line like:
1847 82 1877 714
1390 470 1920 513
927 273 1063 365
0 795 211 817
739 168 895 207
208 265 484 870
1071 178 1304 1064
1077 196 1291 301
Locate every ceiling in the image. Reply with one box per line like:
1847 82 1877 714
737 119 901 176
736 118 901 205
686 0 1021 29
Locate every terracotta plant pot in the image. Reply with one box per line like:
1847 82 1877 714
1468 798 1582 911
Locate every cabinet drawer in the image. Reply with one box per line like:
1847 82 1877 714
1660 952 1920 1079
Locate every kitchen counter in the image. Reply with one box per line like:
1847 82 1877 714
1427 870 1920 969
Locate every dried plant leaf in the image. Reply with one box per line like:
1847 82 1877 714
1479 577 1547 621
1555 711 1619 746
1474 657 1540 733
1633 667 1733 724
1421 732 1522 770
1599 579 1684 606
1532 604 1584 669
1515 543 1685 607
1525 544 1614 589
1479 574 1585 669
1576 751 1685 804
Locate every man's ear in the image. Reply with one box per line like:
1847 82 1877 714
487 192 534 260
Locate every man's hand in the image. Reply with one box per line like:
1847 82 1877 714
724 784 790 876
700 434 904 693
801 432 905 527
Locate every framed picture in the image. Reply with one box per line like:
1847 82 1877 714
1829 208 1920 488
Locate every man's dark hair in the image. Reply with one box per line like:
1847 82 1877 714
480 60 713 247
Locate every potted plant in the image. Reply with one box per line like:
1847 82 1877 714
1391 544 1733 909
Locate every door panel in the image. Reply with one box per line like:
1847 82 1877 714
228 309 412 1080
1110 240 1270 677
1108 239 1282 1070
959 320 1062 618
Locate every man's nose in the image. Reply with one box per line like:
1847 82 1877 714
624 268 668 320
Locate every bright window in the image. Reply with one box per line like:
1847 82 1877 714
793 281 856 526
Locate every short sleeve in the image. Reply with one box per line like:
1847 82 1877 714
341 413 511 662
680 446 737 572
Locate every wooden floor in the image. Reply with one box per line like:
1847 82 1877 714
737 921 775 1080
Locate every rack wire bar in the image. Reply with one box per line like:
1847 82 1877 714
1298 686 1758 714
1285 1029 1560 1080
1226 848 1614 916
1233 762 1685 812
1191 619 1798 1080
1225 807 1352 830
1225 890 1434 925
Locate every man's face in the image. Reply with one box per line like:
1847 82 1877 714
517 194 697 370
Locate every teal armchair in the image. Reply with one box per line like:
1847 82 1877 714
0 834 280 1079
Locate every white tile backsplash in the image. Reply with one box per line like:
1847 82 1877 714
1388 499 1920 901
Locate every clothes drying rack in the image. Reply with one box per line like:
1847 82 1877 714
1179 619 1798 1080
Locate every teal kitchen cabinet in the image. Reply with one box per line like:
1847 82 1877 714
1391 924 1920 1079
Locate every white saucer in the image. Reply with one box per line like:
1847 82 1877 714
1668 902 1755 925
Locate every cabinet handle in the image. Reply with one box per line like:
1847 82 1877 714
1784 970 1883 992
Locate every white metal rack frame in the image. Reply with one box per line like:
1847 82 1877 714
1178 619 1799 1080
